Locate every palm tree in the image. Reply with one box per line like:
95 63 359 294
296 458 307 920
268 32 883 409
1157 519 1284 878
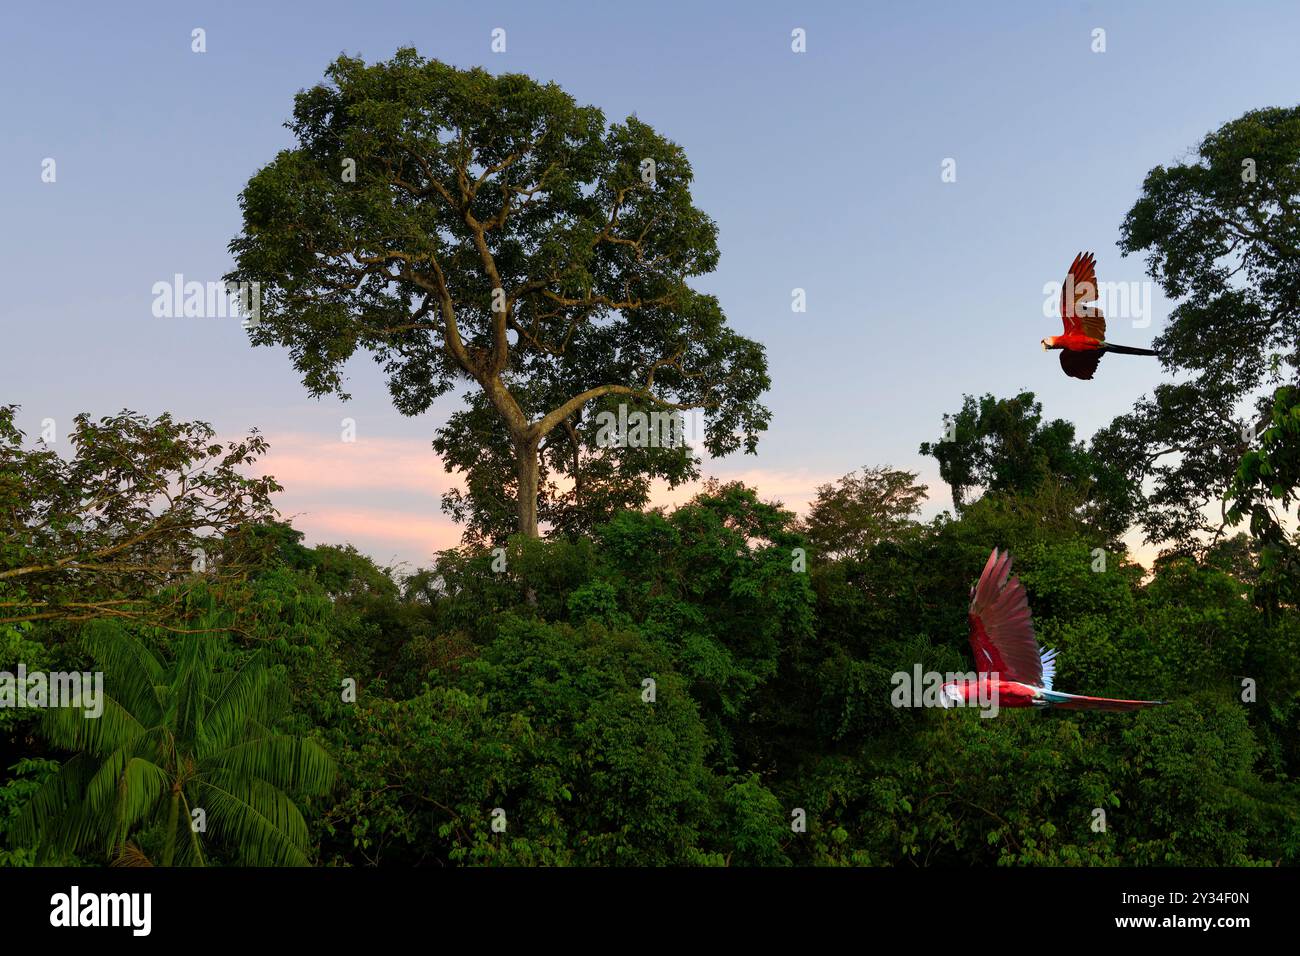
13 624 336 866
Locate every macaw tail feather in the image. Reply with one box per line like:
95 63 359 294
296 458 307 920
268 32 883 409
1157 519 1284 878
1102 343 1159 356
1040 689 1164 712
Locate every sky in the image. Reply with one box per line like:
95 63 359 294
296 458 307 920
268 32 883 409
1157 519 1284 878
3 0 1299 570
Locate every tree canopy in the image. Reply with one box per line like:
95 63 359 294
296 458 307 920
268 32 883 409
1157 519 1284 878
0 405 278 628
1095 106 1300 547
920 392 1132 537
802 466 928 560
226 50 770 538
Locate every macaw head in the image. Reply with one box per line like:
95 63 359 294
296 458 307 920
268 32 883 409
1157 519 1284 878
938 681 966 708
1041 336 1061 350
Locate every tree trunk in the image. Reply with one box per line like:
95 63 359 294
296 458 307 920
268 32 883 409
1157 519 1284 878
162 782 181 867
515 438 540 538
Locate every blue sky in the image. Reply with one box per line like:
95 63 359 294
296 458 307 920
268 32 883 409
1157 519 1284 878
3 1 1298 567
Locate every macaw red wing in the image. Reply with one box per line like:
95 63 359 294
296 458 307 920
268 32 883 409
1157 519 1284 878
1061 252 1107 340
968 548 1043 684
1060 348 1103 380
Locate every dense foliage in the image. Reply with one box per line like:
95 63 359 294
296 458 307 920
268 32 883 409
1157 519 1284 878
3 99 1299 867
3 467 1297 866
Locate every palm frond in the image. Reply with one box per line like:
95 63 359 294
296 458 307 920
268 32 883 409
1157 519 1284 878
39 692 146 758
201 650 276 751
205 735 337 795
172 635 214 743
79 623 165 722
83 752 169 854
17 625 328 867
9 755 101 860
111 841 155 867
190 774 315 866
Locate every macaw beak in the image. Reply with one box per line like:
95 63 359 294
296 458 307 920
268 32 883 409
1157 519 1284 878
1041 340 1049 351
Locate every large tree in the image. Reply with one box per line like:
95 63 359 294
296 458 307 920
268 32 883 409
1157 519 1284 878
226 50 770 538
1094 106 1300 546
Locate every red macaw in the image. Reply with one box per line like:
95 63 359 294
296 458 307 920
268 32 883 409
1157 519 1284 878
940 548 1164 712
1042 252 1158 380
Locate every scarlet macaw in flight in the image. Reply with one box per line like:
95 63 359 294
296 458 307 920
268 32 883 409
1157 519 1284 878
1042 252 1158 380
939 548 1164 712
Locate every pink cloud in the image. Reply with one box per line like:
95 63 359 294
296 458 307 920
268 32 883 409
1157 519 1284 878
241 435 1174 576
252 432 451 498
240 430 966 566
288 506 462 560
229 431 462 564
